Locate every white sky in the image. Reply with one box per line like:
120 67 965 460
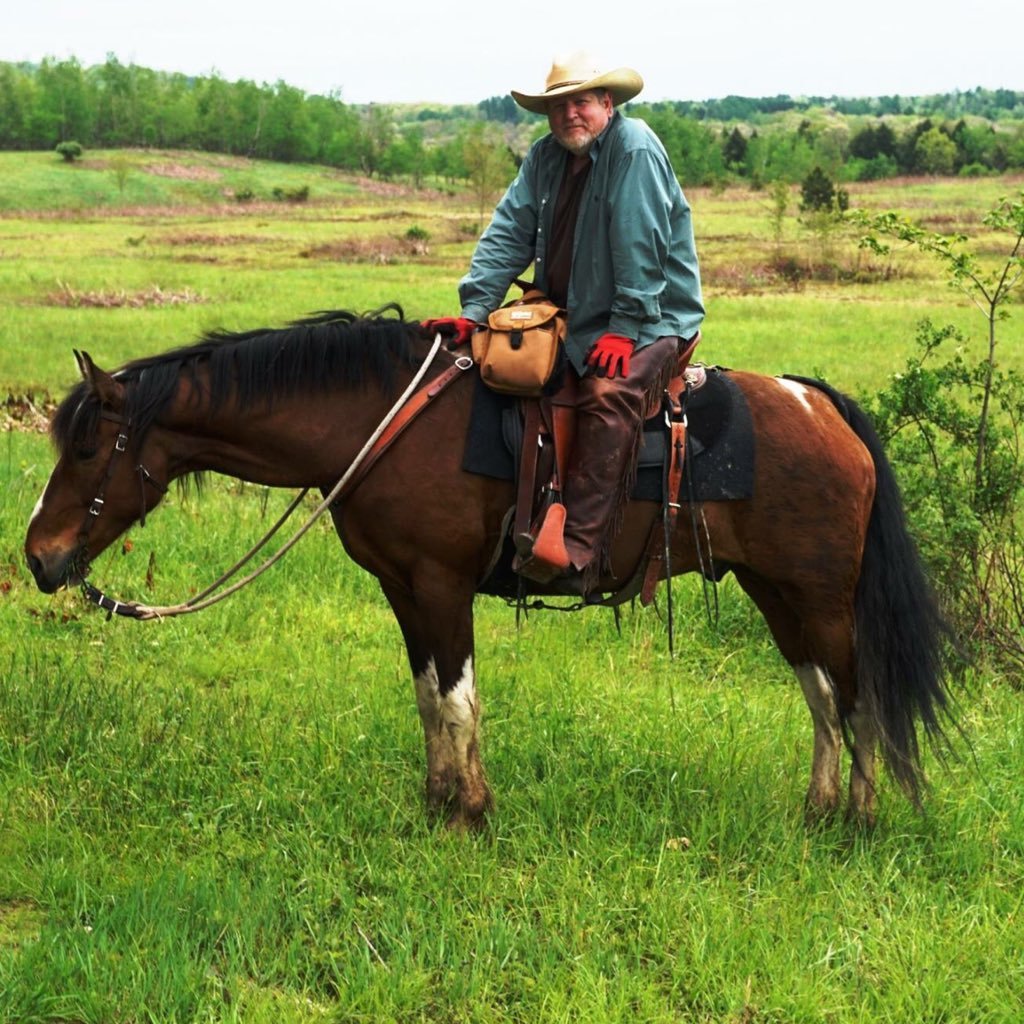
4 0 1021 106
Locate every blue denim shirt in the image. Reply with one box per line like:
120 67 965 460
459 112 704 373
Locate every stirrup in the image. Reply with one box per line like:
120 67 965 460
513 501 570 582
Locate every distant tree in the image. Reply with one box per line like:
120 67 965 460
850 121 896 160
380 126 429 186
0 64 32 148
430 135 468 182
639 107 725 185
915 127 957 176
33 58 92 146
93 54 140 146
478 95 522 124
359 105 395 177
462 123 516 230
259 82 315 162
766 179 790 251
109 153 131 191
722 126 748 169
800 166 848 213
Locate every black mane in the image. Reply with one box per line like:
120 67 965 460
51 305 423 457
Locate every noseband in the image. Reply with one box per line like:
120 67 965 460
78 408 168 545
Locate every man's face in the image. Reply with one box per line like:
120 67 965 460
547 90 613 156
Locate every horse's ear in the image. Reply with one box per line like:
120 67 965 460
75 350 125 409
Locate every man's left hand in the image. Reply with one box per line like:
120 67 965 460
586 333 635 378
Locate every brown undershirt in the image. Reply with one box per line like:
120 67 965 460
545 153 592 308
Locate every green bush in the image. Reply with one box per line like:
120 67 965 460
271 185 309 203
858 194 1024 666
55 140 83 163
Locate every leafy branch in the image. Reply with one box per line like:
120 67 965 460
852 193 1024 495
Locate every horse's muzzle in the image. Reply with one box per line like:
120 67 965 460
26 547 84 594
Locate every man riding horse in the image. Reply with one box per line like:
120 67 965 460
427 52 704 593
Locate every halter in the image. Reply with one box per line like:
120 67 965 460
78 408 168 544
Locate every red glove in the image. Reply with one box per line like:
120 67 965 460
421 316 479 346
586 333 635 378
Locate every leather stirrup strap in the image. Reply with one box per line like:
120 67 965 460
515 399 544 542
640 408 688 606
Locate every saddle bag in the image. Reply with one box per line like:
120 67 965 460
471 290 567 397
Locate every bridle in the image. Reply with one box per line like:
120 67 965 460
78 408 168 545
78 332 470 620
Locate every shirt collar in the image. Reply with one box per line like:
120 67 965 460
586 110 618 164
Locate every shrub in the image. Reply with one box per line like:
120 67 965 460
55 141 83 163
799 166 849 213
271 185 310 203
857 193 1024 666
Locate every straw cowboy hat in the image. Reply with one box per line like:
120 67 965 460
511 52 644 115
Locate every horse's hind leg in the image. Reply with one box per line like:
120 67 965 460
845 704 878 826
732 568 844 820
381 579 494 830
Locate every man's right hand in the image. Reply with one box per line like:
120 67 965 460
421 317 480 346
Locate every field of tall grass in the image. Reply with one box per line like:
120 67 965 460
2 150 1023 1022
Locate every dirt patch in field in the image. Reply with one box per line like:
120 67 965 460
300 235 430 264
144 161 223 182
45 281 207 308
159 232 274 247
2 392 53 433
706 255 906 294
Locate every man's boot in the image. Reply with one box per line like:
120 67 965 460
516 336 679 592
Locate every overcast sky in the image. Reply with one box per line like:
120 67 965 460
5 0 1021 107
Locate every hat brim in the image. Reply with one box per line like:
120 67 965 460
511 68 643 115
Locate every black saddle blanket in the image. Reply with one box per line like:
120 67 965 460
461 367 754 503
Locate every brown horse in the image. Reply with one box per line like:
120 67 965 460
25 308 955 827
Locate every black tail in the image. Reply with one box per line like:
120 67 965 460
789 377 958 803
824 382 958 801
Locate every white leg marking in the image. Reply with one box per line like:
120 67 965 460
414 656 489 822
414 658 455 793
775 376 815 413
441 656 480 765
794 663 843 811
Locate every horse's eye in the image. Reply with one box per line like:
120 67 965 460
75 447 99 461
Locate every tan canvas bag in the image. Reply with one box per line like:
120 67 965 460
471 290 567 396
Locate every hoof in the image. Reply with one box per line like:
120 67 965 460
844 803 877 830
803 791 841 827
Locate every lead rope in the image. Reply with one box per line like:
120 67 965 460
84 331 446 620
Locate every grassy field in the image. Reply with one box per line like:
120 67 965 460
2 151 1024 1022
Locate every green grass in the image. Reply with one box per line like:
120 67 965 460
2 155 1024 1022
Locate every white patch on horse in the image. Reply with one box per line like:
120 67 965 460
441 657 479 761
413 658 442 735
414 657 480 799
793 662 843 808
775 376 815 413
29 488 47 526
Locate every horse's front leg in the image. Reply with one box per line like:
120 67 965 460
381 580 494 829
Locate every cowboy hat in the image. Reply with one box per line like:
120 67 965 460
511 52 644 115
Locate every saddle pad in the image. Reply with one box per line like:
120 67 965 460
462 367 754 503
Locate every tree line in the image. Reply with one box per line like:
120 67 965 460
3 56 1023 187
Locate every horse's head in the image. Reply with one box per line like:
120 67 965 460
25 351 172 594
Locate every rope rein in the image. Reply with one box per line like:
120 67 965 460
84 332 447 620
